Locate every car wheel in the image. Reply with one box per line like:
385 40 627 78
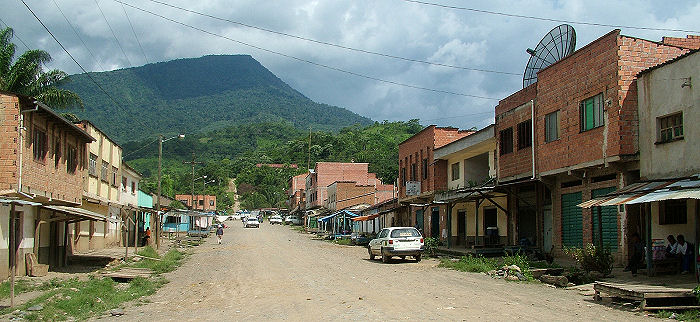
381 249 391 263
368 247 375 260
400 256 406 260
415 254 422 262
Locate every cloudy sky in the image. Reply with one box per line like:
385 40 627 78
3 0 699 130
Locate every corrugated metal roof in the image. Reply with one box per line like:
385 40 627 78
579 177 700 208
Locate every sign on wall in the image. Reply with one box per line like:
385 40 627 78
405 181 421 196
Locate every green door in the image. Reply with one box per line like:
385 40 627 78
592 187 618 251
561 192 583 248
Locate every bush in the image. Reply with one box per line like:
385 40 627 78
564 244 614 276
502 253 534 280
440 255 497 273
424 237 440 256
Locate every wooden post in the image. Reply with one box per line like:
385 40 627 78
63 221 69 267
134 210 139 254
645 203 652 273
446 202 452 249
10 203 16 308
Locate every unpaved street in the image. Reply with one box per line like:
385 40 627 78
102 224 647 321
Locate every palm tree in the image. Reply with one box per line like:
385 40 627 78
0 27 82 109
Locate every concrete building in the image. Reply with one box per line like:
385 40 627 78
287 173 307 214
496 29 693 262
75 120 124 253
398 125 472 241
175 194 217 212
0 91 95 278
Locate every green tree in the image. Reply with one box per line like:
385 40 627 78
0 27 82 109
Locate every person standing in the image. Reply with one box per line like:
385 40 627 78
143 227 151 246
216 224 224 244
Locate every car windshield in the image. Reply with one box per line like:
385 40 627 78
390 228 421 238
248 218 257 222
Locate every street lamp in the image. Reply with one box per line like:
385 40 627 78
156 133 185 249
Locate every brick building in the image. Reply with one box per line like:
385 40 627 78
175 194 217 211
305 162 383 210
495 29 692 262
398 125 472 241
326 180 395 211
287 173 307 214
0 91 95 277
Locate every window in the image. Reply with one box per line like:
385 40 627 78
451 162 460 181
660 200 687 225
517 120 532 149
179 199 189 206
131 181 136 194
66 145 77 174
545 111 560 142
499 128 513 155
209 200 214 206
580 93 604 131
400 167 406 186
422 159 428 180
53 136 61 168
199 199 204 206
88 154 97 176
111 166 118 187
410 163 417 181
122 176 128 191
657 112 683 143
32 128 48 162
101 161 109 182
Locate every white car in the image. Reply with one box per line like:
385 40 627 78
284 215 302 225
368 227 424 263
269 216 283 225
245 217 260 228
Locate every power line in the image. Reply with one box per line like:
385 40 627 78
52 0 106 71
0 17 32 51
121 2 148 64
399 0 700 34
114 0 499 100
420 110 492 122
123 137 158 158
94 0 133 67
20 0 150 130
145 0 519 76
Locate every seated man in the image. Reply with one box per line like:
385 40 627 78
666 235 678 257
675 234 693 274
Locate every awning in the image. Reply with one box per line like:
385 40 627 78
43 205 107 222
318 210 359 222
352 213 382 222
0 198 42 206
578 177 700 208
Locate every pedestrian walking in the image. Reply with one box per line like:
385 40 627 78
216 224 224 244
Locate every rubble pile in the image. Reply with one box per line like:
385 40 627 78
487 265 527 281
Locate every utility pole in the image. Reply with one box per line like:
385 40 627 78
156 135 162 249
183 153 203 229
307 127 311 171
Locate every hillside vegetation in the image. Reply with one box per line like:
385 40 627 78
125 120 422 209
62 55 371 142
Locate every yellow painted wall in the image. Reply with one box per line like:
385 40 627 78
651 200 697 244
450 194 508 236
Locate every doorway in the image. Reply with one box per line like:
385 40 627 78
484 208 498 245
431 207 440 239
543 205 552 252
457 210 466 246
8 211 23 274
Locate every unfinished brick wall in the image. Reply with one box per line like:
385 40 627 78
661 35 700 49
0 93 88 204
495 84 536 180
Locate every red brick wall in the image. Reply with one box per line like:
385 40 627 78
495 84 537 180
0 94 87 204
175 194 217 211
398 126 470 197
662 35 700 49
335 182 375 210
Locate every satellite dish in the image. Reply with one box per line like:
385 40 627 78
523 24 576 88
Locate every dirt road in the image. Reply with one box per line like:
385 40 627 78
102 224 647 321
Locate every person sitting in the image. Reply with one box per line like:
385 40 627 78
666 235 678 257
675 234 693 274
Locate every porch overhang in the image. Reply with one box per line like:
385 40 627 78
578 176 700 208
42 205 108 223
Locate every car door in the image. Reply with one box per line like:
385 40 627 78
371 229 388 253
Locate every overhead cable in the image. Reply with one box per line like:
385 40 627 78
52 0 106 71
94 0 133 66
399 0 700 34
145 0 519 76
121 2 149 64
114 0 499 100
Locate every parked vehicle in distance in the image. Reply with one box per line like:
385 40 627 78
269 216 283 224
285 215 302 225
245 217 260 228
368 227 424 263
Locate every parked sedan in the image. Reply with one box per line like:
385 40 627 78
269 216 283 225
368 227 424 263
245 217 260 228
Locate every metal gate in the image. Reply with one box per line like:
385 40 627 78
592 187 618 250
561 192 583 247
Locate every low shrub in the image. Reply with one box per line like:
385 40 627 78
564 244 614 276
424 237 440 256
439 255 497 273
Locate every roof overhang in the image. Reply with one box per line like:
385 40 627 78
578 176 700 208
42 205 107 222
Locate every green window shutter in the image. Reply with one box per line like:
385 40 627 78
561 192 583 248
585 99 595 130
591 187 618 251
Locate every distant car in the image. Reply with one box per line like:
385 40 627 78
368 227 424 263
245 217 260 228
269 216 283 225
285 215 302 225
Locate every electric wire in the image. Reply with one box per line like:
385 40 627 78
0 17 32 51
123 137 159 158
121 1 149 64
94 0 133 67
52 0 106 71
114 0 499 100
399 0 700 34
20 0 151 130
420 110 492 122
144 0 519 76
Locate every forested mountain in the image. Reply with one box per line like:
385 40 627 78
62 55 371 142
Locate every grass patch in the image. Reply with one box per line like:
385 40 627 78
3 276 164 321
656 310 700 321
334 238 352 246
0 278 67 300
132 247 185 274
291 225 305 232
439 254 536 281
